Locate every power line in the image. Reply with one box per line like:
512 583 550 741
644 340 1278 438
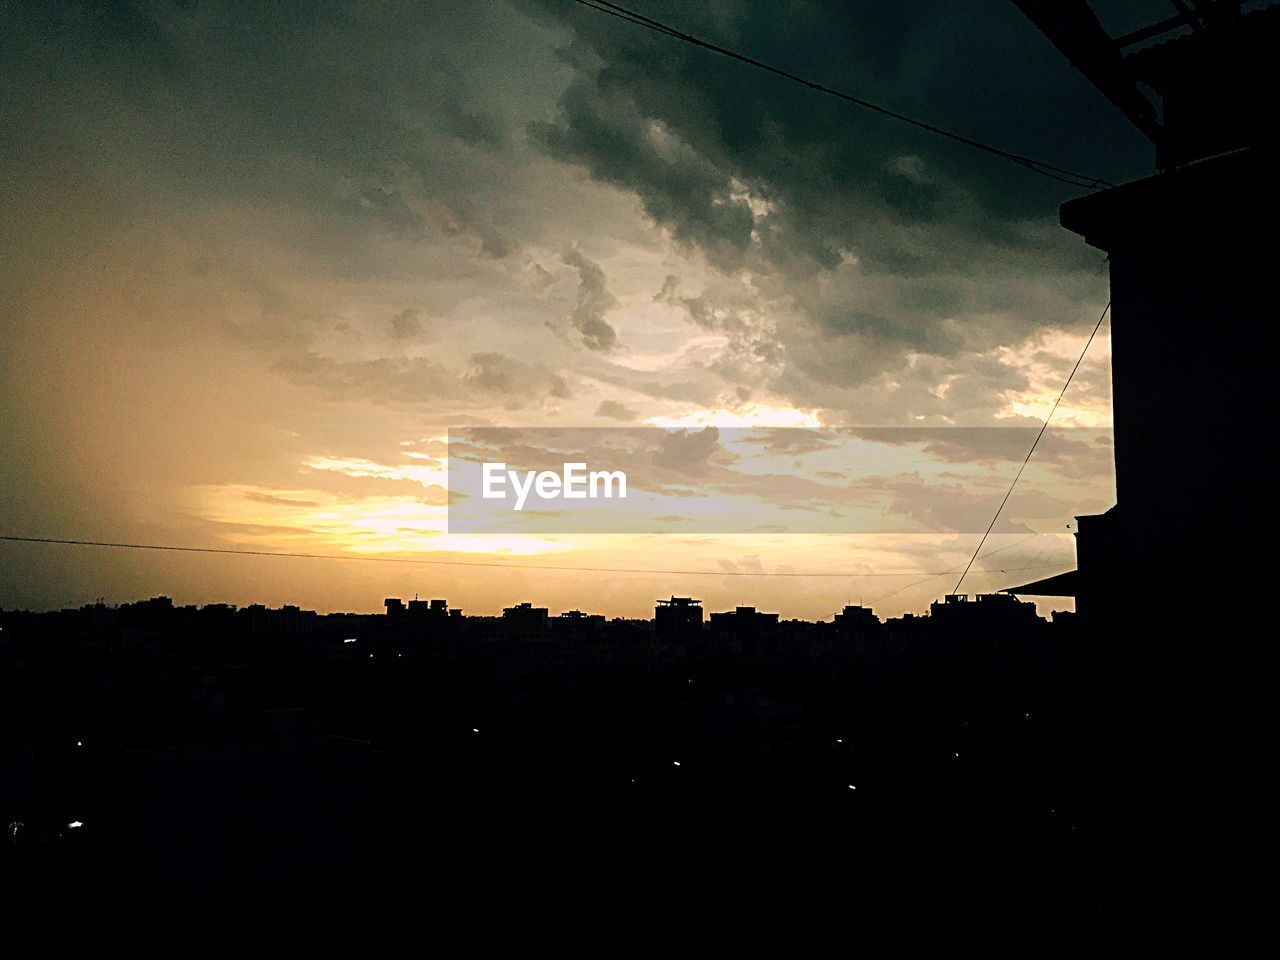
0 534 1067 580
952 302 1112 595
567 0 1114 190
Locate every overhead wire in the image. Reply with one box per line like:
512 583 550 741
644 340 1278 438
0 534 1068 581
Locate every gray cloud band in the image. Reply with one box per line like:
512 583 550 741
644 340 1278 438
447 426 1112 534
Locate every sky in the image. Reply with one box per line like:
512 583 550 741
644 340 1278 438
1 0 1164 619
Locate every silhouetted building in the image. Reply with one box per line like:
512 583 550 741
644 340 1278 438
655 596 703 634
652 596 703 665
1012 4 1276 948
929 592 1040 631
709 606 780 658
502 602 549 633
833 603 879 634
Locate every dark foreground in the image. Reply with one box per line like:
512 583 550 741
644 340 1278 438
2 595 1110 953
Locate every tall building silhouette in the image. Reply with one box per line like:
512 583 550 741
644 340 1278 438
1012 3 1275 947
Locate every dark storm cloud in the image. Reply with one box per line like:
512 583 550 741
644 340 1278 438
561 249 620 350
595 399 639 421
390 308 426 340
535 82 756 269
440 95 508 152
4 0 1124 423
527 0 1132 398
533 0 1148 227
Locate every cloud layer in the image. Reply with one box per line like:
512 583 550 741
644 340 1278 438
0 0 1133 615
